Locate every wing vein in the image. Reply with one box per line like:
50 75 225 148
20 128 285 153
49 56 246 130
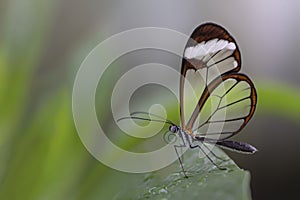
218 96 250 110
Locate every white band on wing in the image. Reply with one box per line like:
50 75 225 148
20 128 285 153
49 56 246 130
184 39 236 60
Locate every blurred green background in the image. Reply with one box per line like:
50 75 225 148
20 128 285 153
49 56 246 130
0 0 300 199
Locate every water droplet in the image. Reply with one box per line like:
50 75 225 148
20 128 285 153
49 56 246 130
158 188 168 194
148 187 157 195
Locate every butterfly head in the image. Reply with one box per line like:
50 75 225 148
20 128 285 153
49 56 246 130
169 125 179 133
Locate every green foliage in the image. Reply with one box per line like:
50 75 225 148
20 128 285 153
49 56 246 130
257 81 300 121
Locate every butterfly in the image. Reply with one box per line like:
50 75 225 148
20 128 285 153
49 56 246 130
118 23 257 177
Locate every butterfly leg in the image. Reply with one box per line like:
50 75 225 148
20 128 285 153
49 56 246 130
180 144 185 163
173 131 188 178
202 142 230 162
174 145 188 178
186 137 226 170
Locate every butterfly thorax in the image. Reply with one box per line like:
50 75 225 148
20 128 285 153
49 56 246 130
183 128 196 138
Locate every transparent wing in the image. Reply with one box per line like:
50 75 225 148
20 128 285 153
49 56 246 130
192 73 257 140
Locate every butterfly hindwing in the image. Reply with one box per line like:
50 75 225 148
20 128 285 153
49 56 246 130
191 73 257 140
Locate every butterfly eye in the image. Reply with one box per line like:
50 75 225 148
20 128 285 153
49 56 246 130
169 125 178 133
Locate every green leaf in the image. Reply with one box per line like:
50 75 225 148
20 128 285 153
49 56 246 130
121 149 251 200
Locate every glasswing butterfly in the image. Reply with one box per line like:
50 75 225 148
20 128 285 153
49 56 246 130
118 23 257 177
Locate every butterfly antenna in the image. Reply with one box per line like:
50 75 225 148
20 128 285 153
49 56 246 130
117 116 174 126
130 111 175 124
117 111 176 125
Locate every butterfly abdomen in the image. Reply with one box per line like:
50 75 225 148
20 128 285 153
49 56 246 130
216 140 257 154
